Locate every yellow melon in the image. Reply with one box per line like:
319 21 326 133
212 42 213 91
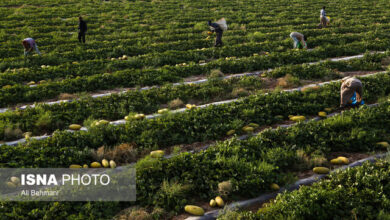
184 205 204 216
150 150 165 158
215 196 224 207
90 162 102 168
270 183 280 190
290 116 306 122
102 159 109 168
313 167 330 174
69 124 82 130
209 199 217 207
318 111 327 117
109 160 117 168
226 130 235 136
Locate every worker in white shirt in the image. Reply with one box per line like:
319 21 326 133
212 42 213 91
320 6 327 28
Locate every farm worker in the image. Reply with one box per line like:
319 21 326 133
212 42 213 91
78 16 88 43
208 20 223 47
289 32 307 49
340 76 364 108
320 6 327 28
22 38 41 56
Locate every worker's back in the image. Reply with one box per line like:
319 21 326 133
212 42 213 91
209 22 222 32
290 32 304 41
342 77 362 89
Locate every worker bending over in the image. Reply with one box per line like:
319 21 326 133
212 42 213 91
208 20 224 47
290 32 307 49
22 38 41 56
340 76 364 109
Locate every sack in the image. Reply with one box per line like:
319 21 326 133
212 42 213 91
216 18 228 31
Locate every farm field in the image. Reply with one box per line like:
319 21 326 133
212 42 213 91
1 0 390 219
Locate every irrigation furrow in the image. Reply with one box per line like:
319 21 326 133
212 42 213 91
0 51 383 114
0 68 383 149
185 150 389 220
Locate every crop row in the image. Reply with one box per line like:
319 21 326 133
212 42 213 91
224 160 390 219
2 21 389 66
1 42 389 107
2 70 390 168
1 0 389 61
0 24 383 59
2 25 389 76
1 94 389 218
0 52 386 141
2 26 388 83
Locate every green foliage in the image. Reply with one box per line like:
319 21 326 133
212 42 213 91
253 161 390 220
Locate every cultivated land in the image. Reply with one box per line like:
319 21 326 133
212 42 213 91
1 0 390 219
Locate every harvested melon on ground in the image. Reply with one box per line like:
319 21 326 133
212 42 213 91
69 124 82 130
313 167 330 174
24 132 32 139
90 162 102 168
215 196 225 207
7 182 17 188
10 177 20 185
150 150 164 158
109 160 116 168
184 205 204 216
248 123 259 128
186 104 196 109
69 164 82 169
210 199 217 207
330 158 343 165
337 156 349 164
290 116 306 122
98 120 109 125
27 81 35 86
102 159 109 168
133 114 145 120
157 108 169 114
226 129 235 136
242 126 254 133
270 183 280 190
377 141 390 148
318 111 327 117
